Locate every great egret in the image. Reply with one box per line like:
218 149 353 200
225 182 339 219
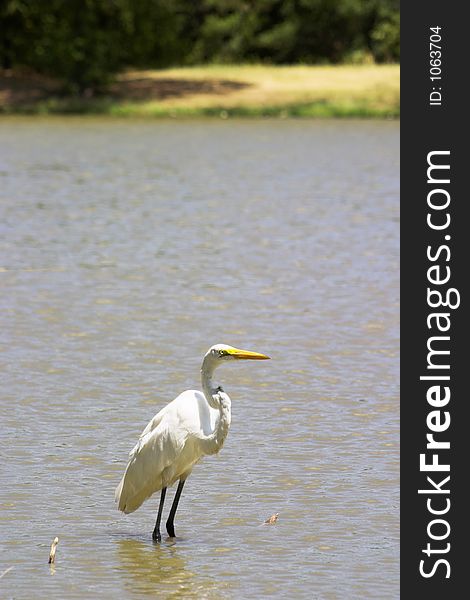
115 344 270 542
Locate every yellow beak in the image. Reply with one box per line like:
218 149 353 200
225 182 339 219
225 348 270 360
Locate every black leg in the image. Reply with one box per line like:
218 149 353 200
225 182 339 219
166 479 185 538
152 487 167 543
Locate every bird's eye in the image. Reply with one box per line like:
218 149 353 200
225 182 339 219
218 350 225 357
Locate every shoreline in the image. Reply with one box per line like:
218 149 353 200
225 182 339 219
1 64 399 118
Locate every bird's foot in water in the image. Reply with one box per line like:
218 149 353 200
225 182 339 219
166 522 176 538
152 529 162 543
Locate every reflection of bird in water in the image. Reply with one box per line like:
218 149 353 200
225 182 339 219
116 538 224 597
115 344 270 542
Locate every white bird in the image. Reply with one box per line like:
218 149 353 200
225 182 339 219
115 343 270 542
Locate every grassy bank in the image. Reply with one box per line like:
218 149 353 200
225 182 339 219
1 64 399 118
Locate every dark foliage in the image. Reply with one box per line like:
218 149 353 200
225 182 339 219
0 0 399 92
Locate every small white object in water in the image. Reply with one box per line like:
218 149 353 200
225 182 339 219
48 537 59 564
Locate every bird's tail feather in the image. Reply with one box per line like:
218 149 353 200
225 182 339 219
115 467 161 514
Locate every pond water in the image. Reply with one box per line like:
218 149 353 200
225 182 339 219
0 118 399 599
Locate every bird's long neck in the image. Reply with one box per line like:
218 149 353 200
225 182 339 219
200 359 232 455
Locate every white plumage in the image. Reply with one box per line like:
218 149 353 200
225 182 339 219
115 343 269 541
116 389 224 514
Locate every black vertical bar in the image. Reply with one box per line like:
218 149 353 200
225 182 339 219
401 2 468 596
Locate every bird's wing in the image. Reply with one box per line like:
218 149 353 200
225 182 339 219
135 403 169 443
116 391 203 514
128 390 199 457
116 415 187 513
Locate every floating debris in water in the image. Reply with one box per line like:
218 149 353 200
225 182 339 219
264 513 279 525
0 566 14 580
48 537 59 564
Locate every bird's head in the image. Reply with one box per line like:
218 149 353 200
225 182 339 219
203 344 270 369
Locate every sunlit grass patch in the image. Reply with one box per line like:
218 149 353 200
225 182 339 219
1 64 399 118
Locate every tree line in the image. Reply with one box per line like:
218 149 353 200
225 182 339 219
1 0 399 93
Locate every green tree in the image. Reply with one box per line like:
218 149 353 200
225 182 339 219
187 0 399 64
0 0 185 93
0 0 399 92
